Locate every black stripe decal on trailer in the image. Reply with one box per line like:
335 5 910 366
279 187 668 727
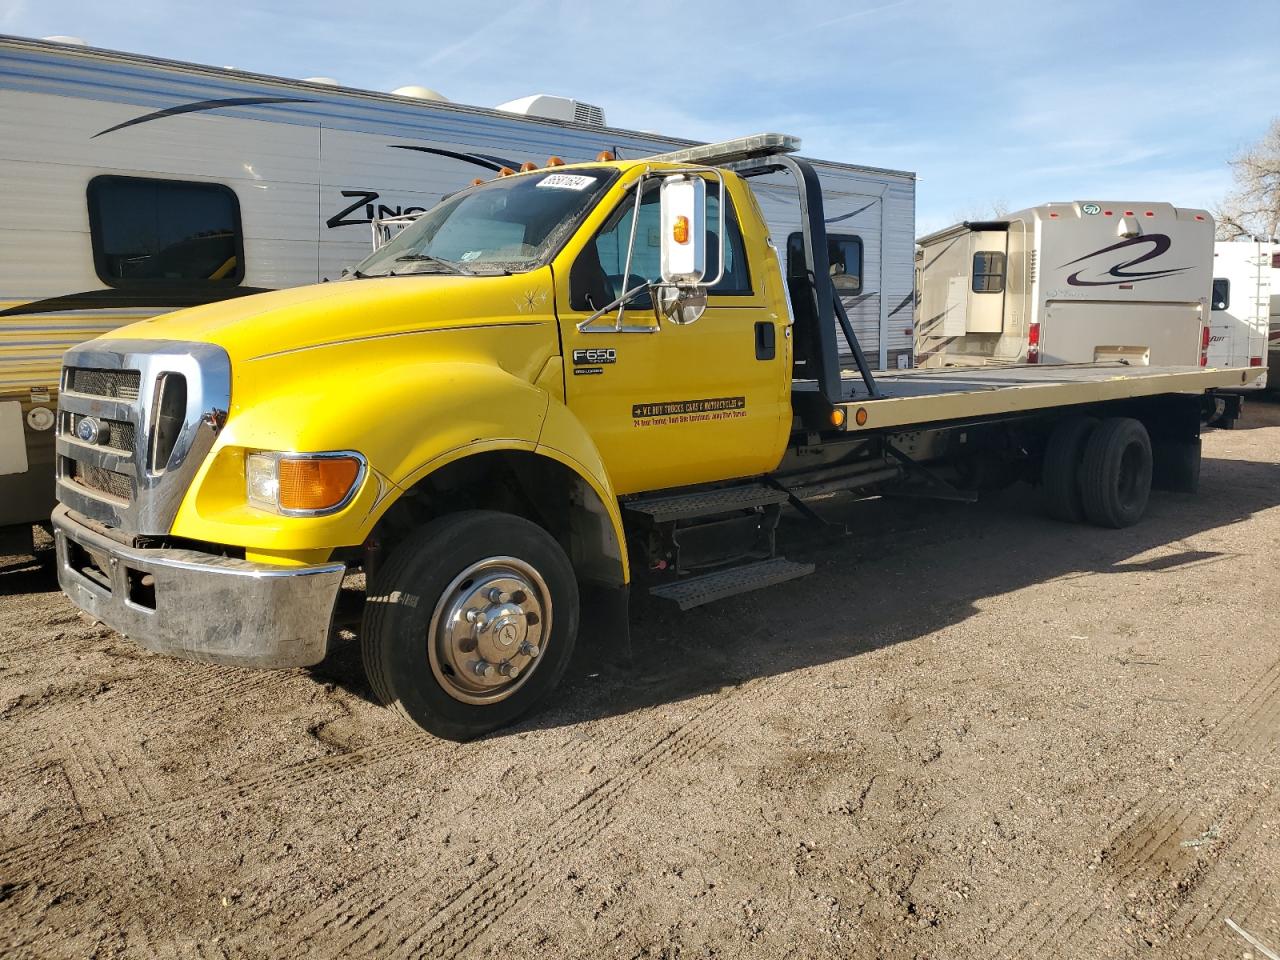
92 97 313 138
0 286 273 318
825 199 877 225
387 144 521 172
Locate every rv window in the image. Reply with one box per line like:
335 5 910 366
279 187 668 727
88 177 244 286
972 251 1006 294
1211 278 1230 311
786 233 863 295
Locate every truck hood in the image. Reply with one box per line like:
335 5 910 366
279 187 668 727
101 272 558 363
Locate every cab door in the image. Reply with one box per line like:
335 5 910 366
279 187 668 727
555 176 791 496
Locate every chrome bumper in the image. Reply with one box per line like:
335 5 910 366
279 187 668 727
52 505 346 668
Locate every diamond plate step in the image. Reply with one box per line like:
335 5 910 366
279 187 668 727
624 484 789 523
648 558 815 611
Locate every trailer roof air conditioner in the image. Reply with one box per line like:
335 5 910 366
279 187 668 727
496 94 606 126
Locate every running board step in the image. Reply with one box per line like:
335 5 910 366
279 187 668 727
648 558 815 611
624 484 789 523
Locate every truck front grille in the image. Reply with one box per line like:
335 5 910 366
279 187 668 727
56 344 231 536
66 367 141 400
68 460 134 502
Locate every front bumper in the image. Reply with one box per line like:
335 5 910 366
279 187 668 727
52 505 346 668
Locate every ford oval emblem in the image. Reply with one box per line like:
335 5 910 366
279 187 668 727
76 416 102 444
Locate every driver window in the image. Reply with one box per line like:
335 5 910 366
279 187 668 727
570 180 752 311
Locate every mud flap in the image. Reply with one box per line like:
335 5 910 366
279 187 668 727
1151 438 1201 494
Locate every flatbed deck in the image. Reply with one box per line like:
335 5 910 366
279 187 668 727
809 363 1264 432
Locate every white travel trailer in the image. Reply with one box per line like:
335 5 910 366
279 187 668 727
0 34 915 538
1207 239 1273 389
915 202 1214 370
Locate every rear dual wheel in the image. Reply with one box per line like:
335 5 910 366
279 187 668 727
1042 416 1152 528
362 510 580 741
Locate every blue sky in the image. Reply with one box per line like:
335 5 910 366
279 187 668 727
3 0 1278 233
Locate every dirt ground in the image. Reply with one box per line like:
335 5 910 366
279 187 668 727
2 404 1279 960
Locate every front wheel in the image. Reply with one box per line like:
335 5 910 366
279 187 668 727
362 510 580 740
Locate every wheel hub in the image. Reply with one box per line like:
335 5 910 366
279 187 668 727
429 558 550 704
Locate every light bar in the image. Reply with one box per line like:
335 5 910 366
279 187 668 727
645 133 801 167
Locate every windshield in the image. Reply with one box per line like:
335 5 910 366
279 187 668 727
352 167 618 277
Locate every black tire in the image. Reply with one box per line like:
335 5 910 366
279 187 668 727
362 510 579 741
1042 416 1098 522
1080 417 1153 528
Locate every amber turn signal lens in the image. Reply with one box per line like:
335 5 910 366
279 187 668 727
546 156 565 166
277 456 362 512
673 215 690 244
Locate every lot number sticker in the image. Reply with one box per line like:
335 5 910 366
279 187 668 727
537 174 597 190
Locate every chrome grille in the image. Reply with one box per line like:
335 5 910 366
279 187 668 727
69 460 134 501
55 341 231 536
67 367 141 400
65 412 135 453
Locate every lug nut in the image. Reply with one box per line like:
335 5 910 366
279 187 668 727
488 587 510 603
520 641 540 658
466 609 488 628
499 661 521 679
472 660 495 678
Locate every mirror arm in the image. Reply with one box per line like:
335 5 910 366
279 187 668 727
577 281 655 332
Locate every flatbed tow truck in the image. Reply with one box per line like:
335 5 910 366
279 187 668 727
50 135 1263 739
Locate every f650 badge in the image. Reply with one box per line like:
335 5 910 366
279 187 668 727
572 348 617 365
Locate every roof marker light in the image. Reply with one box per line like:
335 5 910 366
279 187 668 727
1144 211 1154 217
497 166 516 177
546 156 565 166
1195 214 1206 221
520 161 537 172
1103 210 1113 216
596 150 615 161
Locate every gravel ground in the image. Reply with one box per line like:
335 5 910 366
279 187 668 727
1 402 1278 960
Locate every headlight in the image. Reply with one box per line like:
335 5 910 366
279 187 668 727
245 451 366 515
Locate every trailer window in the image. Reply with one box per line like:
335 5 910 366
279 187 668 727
786 233 863 294
1211 278 1230 311
88 176 244 286
972 251 1006 294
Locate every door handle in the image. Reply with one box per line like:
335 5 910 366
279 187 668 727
755 321 776 361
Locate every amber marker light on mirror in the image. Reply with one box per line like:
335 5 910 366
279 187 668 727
673 215 690 244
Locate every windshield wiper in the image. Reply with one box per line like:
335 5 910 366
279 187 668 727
392 253 473 275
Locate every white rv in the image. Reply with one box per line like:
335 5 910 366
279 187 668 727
1207 239 1273 389
0 34 915 538
915 202 1214 369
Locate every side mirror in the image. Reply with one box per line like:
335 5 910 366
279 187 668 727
657 175 709 325
659 175 707 284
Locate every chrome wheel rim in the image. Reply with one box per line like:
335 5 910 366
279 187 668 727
428 556 551 705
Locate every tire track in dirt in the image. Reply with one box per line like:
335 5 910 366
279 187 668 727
299 679 769 960
272 668 745 950
981 657 1280 959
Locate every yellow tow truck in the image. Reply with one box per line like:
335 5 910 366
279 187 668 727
50 135 1261 739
